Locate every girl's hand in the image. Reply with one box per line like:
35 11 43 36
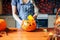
58 8 60 12
33 14 37 19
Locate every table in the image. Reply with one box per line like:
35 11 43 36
0 28 55 40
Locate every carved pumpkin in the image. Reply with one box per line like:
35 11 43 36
0 19 6 31
21 20 36 31
21 15 36 31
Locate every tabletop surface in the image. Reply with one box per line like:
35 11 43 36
0 28 54 40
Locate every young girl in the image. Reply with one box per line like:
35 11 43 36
11 0 39 29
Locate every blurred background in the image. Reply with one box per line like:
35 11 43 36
0 0 60 15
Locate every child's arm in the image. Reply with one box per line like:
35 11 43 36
12 5 22 25
31 0 39 18
11 0 22 25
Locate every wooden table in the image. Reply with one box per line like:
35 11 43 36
0 28 54 40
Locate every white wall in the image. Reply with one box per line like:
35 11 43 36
48 15 60 28
48 15 56 28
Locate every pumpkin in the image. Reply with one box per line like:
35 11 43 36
21 20 36 31
0 19 6 31
21 15 36 31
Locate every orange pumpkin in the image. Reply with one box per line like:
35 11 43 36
21 20 36 31
0 19 6 31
